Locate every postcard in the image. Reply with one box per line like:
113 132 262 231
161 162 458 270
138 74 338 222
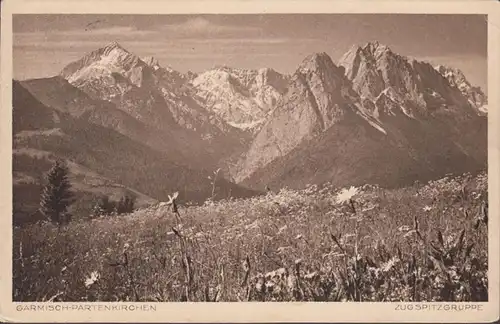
1 0 499 322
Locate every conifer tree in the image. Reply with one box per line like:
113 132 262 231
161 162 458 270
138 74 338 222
39 159 74 226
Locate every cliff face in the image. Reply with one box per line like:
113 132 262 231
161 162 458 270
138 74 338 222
234 52 363 182
236 43 487 190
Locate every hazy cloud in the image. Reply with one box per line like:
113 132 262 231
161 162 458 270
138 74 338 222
157 17 262 37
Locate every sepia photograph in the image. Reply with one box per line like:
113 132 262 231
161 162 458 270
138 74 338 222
1 0 499 322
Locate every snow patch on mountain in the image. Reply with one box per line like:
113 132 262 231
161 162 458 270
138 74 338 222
142 56 161 71
191 66 288 130
435 64 487 114
64 42 144 85
477 104 488 114
353 102 388 135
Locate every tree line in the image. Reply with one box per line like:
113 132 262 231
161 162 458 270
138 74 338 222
39 159 136 226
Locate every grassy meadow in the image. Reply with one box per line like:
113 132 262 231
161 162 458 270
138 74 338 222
13 171 488 302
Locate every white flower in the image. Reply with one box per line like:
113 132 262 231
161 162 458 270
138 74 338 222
423 205 433 212
84 271 99 288
398 225 411 232
381 256 399 272
362 205 376 212
304 271 319 280
276 246 291 254
335 186 358 204
265 281 275 289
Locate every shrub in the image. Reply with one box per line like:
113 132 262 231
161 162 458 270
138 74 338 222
116 195 136 215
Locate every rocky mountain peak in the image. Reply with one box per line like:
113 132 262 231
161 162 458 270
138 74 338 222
296 52 350 101
101 41 127 53
142 56 161 70
296 52 348 97
191 66 289 129
339 42 396 78
298 52 339 74
94 41 140 66
362 41 392 57
338 41 487 118
436 65 474 92
234 51 359 182
60 41 146 86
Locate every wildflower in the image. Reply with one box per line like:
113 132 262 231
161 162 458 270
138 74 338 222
276 246 291 254
335 186 358 204
287 275 297 290
423 205 433 212
275 268 287 277
265 270 276 279
362 205 376 212
245 220 260 230
304 271 319 280
167 192 179 205
403 230 417 238
381 256 399 272
448 266 460 283
265 281 275 291
277 225 287 234
322 251 344 259
84 271 100 288
255 274 265 291
166 192 179 211
398 225 411 232
350 254 362 263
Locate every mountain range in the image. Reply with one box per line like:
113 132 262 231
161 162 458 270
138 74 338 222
12 41 487 224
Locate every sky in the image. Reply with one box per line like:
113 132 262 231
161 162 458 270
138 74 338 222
13 14 488 92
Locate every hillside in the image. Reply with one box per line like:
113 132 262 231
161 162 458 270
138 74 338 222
13 147 157 225
21 76 240 170
58 42 250 164
13 80 257 224
242 109 485 190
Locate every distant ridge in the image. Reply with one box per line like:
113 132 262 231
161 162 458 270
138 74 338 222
14 41 487 218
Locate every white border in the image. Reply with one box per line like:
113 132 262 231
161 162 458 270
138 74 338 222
1 1 499 322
